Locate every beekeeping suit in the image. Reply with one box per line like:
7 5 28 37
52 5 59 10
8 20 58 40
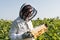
9 3 37 40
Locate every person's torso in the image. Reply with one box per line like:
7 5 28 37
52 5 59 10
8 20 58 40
15 17 34 40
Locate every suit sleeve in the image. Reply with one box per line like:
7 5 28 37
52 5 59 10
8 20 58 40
9 22 23 40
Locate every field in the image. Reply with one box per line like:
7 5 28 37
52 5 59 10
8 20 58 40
0 17 60 40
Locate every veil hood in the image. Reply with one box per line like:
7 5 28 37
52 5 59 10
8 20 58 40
19 3 37 21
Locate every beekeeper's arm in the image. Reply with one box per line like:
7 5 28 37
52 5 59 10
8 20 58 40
9 22 24 40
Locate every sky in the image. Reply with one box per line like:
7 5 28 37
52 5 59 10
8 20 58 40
0 0 60 20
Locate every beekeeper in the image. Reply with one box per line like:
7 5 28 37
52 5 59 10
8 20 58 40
9 3 37 40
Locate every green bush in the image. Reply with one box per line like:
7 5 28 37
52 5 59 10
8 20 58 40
0 19 12 40
0 17 60 40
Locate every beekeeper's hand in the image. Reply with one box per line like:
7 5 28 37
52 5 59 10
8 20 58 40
22 31 34 39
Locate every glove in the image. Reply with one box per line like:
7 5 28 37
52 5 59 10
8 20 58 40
22 31 34 39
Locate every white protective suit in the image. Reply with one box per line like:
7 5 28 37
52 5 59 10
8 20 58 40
9 17 35 40
9 3 37 40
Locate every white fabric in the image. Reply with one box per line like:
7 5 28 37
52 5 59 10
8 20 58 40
9 17 35 40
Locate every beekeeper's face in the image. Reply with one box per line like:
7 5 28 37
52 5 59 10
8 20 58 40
23 9 32 21
21 5 33 21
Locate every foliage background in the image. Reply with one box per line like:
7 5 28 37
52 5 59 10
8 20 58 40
0 17 60 40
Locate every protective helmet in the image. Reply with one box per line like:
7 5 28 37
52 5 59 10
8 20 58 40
19 3 37 21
